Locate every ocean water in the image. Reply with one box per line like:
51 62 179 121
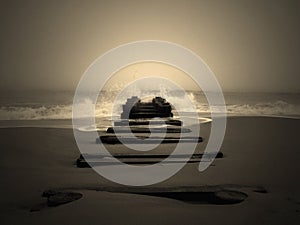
0 90 299 128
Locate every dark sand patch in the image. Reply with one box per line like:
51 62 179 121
33 184 267 210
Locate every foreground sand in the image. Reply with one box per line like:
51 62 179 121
0 117 299 225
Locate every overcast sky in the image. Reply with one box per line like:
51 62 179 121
0 0 299 92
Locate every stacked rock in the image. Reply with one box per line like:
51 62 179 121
121 96 173 119
76 96 205 168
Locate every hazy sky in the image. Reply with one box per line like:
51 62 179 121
0 0 299 92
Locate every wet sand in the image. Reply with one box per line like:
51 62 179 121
0 117 299 225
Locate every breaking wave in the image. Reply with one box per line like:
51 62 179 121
0 98 299 120
226 100 300 117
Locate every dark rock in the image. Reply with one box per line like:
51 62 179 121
76 158 89 168
98 135 202 144
106 126 191 133
47 191 82 207
42 189 60 197
253 187 268 193
121 96 173 119
114 119 182 126
76 151 221 168
213 190 248 204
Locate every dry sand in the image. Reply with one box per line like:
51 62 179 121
0 117 299 225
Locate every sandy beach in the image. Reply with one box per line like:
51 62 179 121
1 116 299 225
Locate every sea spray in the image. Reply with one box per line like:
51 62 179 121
0 91 299 120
